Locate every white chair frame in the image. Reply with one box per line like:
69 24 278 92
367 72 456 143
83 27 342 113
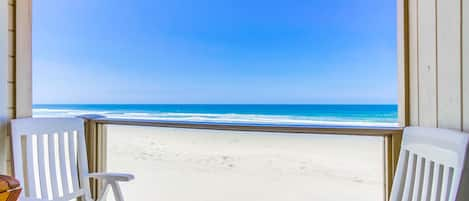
390 127 469 201
11 118 134 201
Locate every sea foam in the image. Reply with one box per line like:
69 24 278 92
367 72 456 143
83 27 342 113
33 108 398 127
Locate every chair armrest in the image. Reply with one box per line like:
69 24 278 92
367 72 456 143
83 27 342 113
89 173 135 182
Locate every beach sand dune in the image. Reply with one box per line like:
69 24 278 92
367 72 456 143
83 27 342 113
106 125 384 201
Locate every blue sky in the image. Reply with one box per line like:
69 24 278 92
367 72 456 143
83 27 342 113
33 0 397 104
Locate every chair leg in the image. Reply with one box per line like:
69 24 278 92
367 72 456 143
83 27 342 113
96 182 110 201
95 180 126 201
110 182 125 201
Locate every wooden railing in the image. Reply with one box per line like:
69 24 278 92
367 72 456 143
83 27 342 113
80 115 403 201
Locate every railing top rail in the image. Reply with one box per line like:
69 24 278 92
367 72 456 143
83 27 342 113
84 116 403 137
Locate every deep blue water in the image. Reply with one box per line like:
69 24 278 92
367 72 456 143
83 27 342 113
33 104 398 127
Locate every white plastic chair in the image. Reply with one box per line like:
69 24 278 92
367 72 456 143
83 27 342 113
11 118 134 201
390 127 469 201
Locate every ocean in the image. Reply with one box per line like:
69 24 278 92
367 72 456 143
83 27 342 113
33 104 398 127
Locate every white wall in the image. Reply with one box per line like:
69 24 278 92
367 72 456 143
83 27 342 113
408 0 469 131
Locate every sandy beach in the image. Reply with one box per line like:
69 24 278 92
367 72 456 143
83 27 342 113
106 125 384 201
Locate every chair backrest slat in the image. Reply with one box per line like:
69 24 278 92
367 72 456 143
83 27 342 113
67 131 80 192
57 131 70 196
77 132 92 195
390 127 469 201
25 135 38 198
430 163 443 201
422 160 435 201
393 150 409 201
11 118 93 201
11 134 24 196
47 133 60 198
449 168 460 201
411 156 425 201
402 152 417 201
37 134 49 199
440 166 453 201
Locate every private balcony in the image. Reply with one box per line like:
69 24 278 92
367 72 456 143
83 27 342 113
82 117 402 201
2 0 469 201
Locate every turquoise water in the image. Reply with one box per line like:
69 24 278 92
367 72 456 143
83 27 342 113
33 104 398 127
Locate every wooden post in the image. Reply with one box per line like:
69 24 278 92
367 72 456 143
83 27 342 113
0 0 9 174
15 0 32 119
384 132 403 201
398 0 410 128
80 115 107 200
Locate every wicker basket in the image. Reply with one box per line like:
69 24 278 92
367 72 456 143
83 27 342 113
0 176 21 201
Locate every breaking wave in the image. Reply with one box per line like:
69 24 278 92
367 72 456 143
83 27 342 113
33 108 398 127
